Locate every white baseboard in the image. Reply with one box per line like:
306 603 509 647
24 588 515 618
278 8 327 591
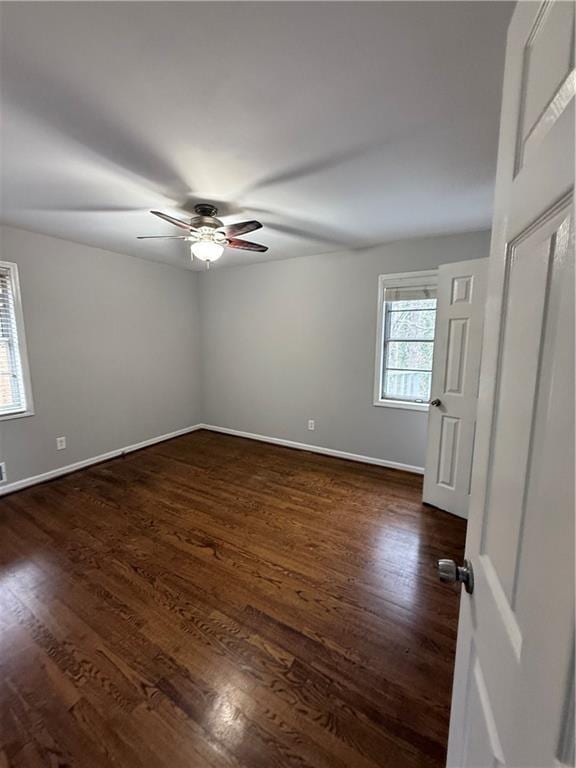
198 423 425 475
0 424 203 497
0 422 424 498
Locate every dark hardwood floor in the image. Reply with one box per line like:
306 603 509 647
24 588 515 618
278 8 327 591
0 430 466 768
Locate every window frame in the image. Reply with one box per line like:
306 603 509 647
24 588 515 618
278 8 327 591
0 261 34 421
373 269 438 412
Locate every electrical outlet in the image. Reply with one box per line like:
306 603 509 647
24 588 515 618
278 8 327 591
56 436 66 450
0 462 6 483
307 419 315 431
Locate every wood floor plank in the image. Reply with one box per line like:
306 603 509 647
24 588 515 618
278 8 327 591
0 430 466 767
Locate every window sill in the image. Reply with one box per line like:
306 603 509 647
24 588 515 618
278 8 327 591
0 408 35 422
373 399 429 412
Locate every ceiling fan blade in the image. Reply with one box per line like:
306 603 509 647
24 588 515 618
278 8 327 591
150 210 191 230
221 220 262 238
227 238 268 253
137 235 188 240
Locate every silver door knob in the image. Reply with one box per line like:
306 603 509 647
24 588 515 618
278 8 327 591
437 558 474 594
430 398 442 407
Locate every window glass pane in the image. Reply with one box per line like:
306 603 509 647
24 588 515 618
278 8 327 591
388 309 436 340
383 370 432 401
389 298 436 311
386 340 434 371
377 280 437 405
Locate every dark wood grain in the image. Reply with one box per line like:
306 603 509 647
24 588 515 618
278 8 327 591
0 430 466 767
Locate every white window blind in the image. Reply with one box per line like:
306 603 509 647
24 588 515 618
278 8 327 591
0 263 30 417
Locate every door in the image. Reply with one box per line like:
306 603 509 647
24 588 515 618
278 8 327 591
446 2 575 766
423 258 487 519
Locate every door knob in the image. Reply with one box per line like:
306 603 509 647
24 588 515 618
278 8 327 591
437 558 474 594
430 398 442 407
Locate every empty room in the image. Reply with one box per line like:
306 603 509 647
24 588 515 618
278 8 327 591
0 2 574 767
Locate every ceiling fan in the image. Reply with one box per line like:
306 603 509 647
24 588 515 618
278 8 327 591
137 204 267 264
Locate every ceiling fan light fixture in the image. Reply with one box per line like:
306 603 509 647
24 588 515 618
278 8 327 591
140 207 267 259
190 239 224 262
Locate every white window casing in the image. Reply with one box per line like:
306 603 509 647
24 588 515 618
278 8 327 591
374 270 438 412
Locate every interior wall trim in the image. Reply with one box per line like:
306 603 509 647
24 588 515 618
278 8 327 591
199 424 425 475
0 424 203 497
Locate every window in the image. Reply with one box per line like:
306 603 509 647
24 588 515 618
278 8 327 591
0 262 33 419
374 271 437 411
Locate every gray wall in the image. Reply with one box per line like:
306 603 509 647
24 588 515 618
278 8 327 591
1 226 490 487
199 230 490 469
0 225 201 486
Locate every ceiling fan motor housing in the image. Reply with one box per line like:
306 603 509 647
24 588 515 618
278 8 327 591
192 204 223 230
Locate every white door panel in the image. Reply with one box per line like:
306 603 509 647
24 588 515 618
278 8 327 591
447 1 575 766
461 653 505 768
423 259 487 518
482 225 555 598
516 0 575 171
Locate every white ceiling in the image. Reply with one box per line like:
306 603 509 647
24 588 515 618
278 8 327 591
0 2 513 270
